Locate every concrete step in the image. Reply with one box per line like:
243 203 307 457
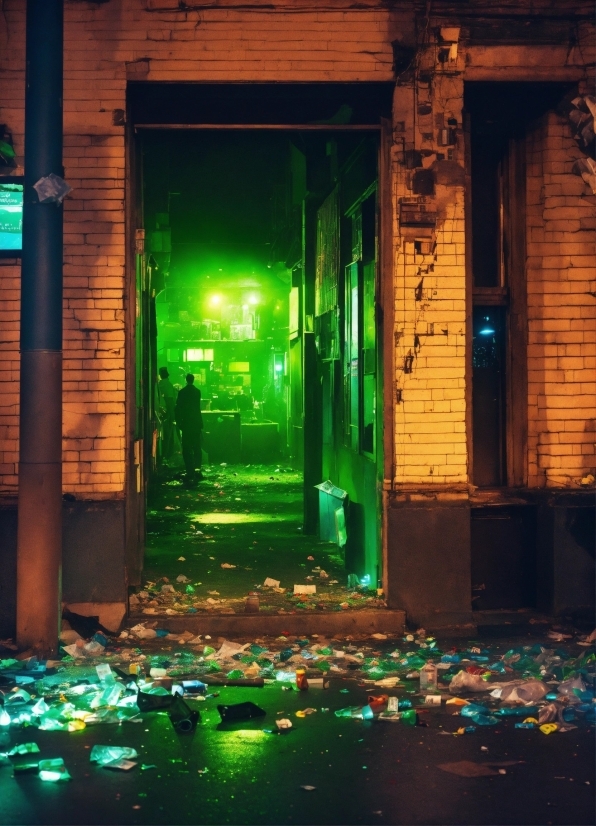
127 608 406 638
473 608 553 626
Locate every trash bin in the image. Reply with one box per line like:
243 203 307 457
315 481 348 547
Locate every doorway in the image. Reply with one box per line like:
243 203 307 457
465 81 575 489
465 81 576 611
127 84 391 614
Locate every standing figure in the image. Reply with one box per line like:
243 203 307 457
157 367 177 462
175 373 203 483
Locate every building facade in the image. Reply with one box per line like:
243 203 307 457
0 0 594 634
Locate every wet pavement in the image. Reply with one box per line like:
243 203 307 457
142 464 385 615
1 627 595 825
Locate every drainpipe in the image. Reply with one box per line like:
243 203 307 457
16 0 64 656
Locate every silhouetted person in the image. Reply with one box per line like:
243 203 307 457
237 386 254 413
157 366 177 462
175 373 203 483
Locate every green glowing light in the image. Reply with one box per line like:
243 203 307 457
232 729 267 740
39 771 63 782
190 512 296 524
209 294 222 307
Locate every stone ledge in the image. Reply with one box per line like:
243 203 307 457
126 608 406 639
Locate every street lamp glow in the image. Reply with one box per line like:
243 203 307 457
209 294 222 307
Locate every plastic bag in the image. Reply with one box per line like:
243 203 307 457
449 670 494 694
499 680 548 704
33 173 72 204
558 676 585 696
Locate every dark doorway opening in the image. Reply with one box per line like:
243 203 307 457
465 81 575 612
128 84 390 614
465 81 575 489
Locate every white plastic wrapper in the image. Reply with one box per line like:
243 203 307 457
33 173 72 204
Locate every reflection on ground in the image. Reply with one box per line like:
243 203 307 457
141 464 384 615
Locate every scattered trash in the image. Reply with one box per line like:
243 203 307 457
216 640 249 658
1 597 594 815
217 702 266 722
90 746 138 766
296 668 309 691
7 743 40 755
33 173 72 204
420 662 438 690
245 592 260 613
438 761 509 778
294 584 316 595
263 578 280 588
38 758 71 782
449 671 494 694
169 696 200 733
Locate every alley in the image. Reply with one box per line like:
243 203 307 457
140 464 384 614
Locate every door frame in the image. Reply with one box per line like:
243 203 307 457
125 91 393 602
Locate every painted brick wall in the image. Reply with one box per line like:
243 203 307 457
391 74 468 488
526 109 596 488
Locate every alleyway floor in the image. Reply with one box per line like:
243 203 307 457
1 626 594 825
141 464 384 615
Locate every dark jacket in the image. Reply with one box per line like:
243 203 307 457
175 384 203 432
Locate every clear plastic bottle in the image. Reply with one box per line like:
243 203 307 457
419 662 438 690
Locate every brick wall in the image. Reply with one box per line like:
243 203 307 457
0 1 593 497
391 74 468 488
0 264 20 490
526 110 596 488
0 0 400 497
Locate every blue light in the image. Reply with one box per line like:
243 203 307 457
360 574 371 586
478 328 495 336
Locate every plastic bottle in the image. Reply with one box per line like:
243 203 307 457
334 706 363 718
401 709 417 725
245 592 260 613
275 670 296 683
420 663 438 690
296 668 309 690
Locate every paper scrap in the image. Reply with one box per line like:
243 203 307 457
294 584 316 595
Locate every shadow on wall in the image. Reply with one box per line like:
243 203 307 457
566 507 595 559
345 501 365 580
0 500 126 639
0 506 17 638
